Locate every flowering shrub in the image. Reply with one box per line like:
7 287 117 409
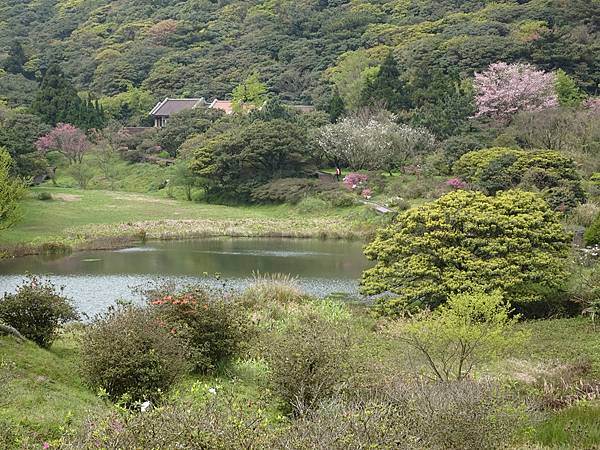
584 98 600 112
149 286 250 373
446 178 467 190
0 276 79 348
343 173 368 190
361 188 373 199
80 305 189 404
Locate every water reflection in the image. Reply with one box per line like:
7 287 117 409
0 238 371 317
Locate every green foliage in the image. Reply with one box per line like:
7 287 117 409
251 178 319 204
148 285 250 373
390 291 522 381
584 212 600 246
454 147 586 210
31 64 104 129
191 119 313 203
231 72 268 113
296 196 328 214
100 86 155 126
0 275 79 348
555 69 586 107
0 147 25 230
2 41 27 76
158 107 223 155
362 190 571 314
277 380 522 450
265 301 351 416
327 92 345 123
80 304 189 404
63 397 271 449
360 51 410 112
0 108 50 176
66 161 95 189
532 404 600 449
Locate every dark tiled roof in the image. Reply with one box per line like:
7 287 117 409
149 98 207 117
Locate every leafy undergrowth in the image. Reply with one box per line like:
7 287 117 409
3 314 600 448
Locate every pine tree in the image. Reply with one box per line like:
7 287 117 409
3 42 27 75
31 64 105 129
31 64 82 127
360 52 410 112
328 91 345 123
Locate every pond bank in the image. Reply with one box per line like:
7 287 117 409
0 217 371 259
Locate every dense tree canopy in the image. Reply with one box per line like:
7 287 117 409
454 147 586 210
0 0 597 109
362 190 571 316
191 119 313 202
0 147 25 230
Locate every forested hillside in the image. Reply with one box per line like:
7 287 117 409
1 0 598 109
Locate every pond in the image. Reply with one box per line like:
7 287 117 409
0 238 371 317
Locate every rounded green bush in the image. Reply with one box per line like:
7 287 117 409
80 305 189 404
0 276 79 348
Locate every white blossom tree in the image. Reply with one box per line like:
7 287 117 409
314 109 435 172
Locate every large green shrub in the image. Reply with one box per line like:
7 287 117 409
80 305 189 404
251 178 319 204
265 301 352 416
0 276 79 348
389 291 523 381
362 190 571 315
453 147 585 210
0 147 25 230
584 212 600 246
148 286 249 373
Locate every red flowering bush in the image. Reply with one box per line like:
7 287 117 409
149 286 250 373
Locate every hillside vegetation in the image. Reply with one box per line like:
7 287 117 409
0 0 598 108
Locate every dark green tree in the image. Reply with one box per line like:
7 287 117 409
360 52 410 112
3 42 27 75
191 119 313 203
0 111 50 177
31 64 82 126
31 64 105 129
327 91 345 123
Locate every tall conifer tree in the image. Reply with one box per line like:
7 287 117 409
360 52 410 112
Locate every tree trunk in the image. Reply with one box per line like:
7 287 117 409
0 323 26 343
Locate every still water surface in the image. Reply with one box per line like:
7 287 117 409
0 238 370 316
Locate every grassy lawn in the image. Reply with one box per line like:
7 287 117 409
0 330 109 446
0 187 376 256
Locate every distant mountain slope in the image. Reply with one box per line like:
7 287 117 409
0 0 598 105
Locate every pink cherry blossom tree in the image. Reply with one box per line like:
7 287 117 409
473 62 558 123
36 123 91 165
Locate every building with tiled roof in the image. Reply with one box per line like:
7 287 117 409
149 97 236 128
149 97 314 128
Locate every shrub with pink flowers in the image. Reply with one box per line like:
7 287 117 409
361 188 373 199
446 178 467 190
584 98 600 112
343 173 368 190
149 285 250 373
